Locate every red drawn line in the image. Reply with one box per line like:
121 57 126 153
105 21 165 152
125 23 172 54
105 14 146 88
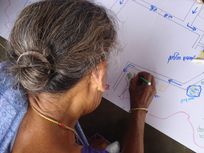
149 111 204 149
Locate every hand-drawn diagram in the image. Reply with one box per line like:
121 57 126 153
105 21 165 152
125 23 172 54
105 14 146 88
96 0 204 152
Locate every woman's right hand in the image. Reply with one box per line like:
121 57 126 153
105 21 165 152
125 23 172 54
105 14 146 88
129 72 156 109
122 72 156 153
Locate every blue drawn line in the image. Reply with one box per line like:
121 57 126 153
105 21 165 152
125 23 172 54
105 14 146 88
192 6 203 26
123 63 135 72
168 79 182 86
192 7 198 14
133 0 201 36
184 1 197 21
123 62 186 90
156 77 169 84
190 78 204 86
187 23 197 31
133 1 201 35
125 62 183 84
120 61 187 90
133 0 201 38
114 62 137 90
126 62 170 79
183 72 204 84
124 62 184 86
127 61 204 86
155 77 185 90
113 72 126 90
139 0 195 22
136 0 201 38
126 62 183 86
169 16 200 36
192 34 201 48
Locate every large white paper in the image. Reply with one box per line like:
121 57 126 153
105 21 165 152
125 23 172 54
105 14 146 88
95 0 204 152
0 0 38 39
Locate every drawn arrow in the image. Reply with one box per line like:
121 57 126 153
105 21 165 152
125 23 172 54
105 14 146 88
192 7 198 14
168 79 182 86
187 23 197 31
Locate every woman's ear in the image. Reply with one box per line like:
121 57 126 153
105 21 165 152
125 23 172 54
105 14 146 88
91 61 107 92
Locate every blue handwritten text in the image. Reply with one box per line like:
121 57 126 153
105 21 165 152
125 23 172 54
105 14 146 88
167 52 196 63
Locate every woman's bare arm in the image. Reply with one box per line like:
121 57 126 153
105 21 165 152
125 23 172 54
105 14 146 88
122 72 156 153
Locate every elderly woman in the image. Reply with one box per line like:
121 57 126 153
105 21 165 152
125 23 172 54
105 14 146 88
0 0 155 153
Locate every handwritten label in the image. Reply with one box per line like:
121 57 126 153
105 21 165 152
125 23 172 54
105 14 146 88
167 52 196 63
180 97 194 103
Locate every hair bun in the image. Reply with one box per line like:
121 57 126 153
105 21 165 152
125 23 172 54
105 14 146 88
15 51 52 91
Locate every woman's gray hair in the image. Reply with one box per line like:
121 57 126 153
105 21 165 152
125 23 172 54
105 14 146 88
7 0 117 93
